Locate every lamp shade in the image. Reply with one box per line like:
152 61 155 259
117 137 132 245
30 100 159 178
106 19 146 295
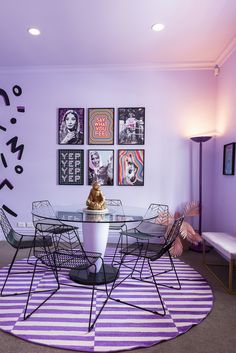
191 136 212 143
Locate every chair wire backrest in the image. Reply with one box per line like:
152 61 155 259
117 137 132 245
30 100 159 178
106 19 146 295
144 203 169 223
0 208 22 248
136 203 169 235
0 208 13 242
106 199 124 214
0 208 12 237
165 216 184 245
106 199 125 229
151 216 184 260
32 200 57 226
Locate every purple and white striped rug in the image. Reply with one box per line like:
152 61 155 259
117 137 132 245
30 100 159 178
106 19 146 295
0 249 213 352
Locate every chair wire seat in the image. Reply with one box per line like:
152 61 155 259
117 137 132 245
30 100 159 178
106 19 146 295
122 203 169 239
36 248 101 270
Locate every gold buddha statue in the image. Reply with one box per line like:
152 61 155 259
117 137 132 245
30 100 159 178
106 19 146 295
86 182 106 211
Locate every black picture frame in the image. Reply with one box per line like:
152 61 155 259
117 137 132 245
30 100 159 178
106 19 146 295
118 149 144 186
88 149 114 186
223 142 235 175
58 108 84 145
58 149 84 185
88 108 114 145
118 107 145 145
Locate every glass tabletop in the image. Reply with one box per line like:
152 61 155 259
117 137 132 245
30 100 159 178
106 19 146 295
32 204 153 224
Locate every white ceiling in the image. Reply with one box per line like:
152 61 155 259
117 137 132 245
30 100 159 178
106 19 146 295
1 0 236 70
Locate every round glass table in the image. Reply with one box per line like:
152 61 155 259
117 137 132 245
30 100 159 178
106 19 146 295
32 204 154 285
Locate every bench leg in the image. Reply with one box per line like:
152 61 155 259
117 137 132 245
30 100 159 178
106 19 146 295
202 242 235 294
229 259 233 294
202 239 206 264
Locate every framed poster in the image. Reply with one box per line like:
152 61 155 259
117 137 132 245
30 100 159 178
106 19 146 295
118 107 145 145
88 149 114 186
58 149 84 185
118 149 144 186
223 142 235 175
58 108 84 145
88 108 114 145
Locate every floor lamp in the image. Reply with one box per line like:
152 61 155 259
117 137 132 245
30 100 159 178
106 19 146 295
190 135 212 252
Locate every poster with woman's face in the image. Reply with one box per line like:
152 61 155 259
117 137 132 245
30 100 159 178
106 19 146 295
118 149 144 186
88 149 114 186
58 108 84 145
118 107 145 145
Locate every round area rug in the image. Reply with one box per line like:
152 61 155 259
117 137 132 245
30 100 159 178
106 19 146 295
0 249 213 352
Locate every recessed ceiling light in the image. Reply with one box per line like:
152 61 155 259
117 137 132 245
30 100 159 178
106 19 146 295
28 27 41 36
151 23 165 32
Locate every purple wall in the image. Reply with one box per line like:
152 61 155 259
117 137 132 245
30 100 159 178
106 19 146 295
212 49 236 235
0 68 216 237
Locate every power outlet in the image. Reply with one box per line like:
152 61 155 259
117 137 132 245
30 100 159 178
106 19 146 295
17 221 26 228
26 222 34 228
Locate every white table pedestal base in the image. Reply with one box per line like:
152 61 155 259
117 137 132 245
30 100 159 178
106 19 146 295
82 222 109 272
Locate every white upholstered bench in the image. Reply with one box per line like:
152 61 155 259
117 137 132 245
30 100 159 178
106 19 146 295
202 232 236 294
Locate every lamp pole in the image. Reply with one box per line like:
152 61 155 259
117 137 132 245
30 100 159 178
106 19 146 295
191 136 212 251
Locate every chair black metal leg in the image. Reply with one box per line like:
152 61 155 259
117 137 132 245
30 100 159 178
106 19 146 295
88 260 110 332
109 252 166 316
130 241 147 280
26 247 34 265
108 252 126 296
88 284 96 332
111 233 122 266
23 258 60 320
0 240 42 297
148 259 166 315
131 252 181 290
1 246 20 296
167 251 181 289
24 258 39 319
130 249 142 278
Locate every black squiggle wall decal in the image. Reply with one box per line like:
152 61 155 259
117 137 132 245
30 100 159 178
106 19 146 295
17 106 25 113
0 179 14 190
6 136 25 160
12 85 22 97
0 153 8 168
0 85 25 218
0 88 10 106
0 125 7 131
2 205 17 217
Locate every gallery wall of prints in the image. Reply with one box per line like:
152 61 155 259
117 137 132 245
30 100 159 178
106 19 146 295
57 107 145 187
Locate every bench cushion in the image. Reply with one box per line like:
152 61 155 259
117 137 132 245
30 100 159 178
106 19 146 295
202 232 236 260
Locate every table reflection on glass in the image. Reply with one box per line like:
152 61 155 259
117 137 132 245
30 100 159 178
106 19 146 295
32 204 154 285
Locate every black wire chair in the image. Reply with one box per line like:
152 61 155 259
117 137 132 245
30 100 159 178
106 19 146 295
0 208 52 297
106 199 126 232
112 203 169 268
105 199 127 265
108 216 184 316
32 200 79 252
23 224 109 332
32 200 78 233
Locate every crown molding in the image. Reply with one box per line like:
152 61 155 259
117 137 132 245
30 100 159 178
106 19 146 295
1 39 236 74
215 36 236 66
0 61 216 74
